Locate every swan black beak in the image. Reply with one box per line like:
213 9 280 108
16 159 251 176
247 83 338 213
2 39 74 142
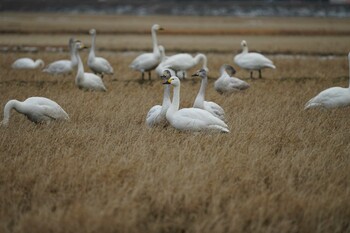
191 72 199 77
159 27 164 31
162 79 170 85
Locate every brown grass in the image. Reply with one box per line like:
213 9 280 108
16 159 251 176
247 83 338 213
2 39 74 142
1 14 350 233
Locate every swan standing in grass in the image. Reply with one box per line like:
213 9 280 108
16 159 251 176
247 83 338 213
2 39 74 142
164 76 229 133
214 64 250 94
155 45 169 77
159 53 208 78
305 52 350 110
129 24 164 80
1 97 69 126
146 69 172 127
88 29 114 78
12 58 44 69
234 40 275 79
43 38 78 75
74 41 107 92
192 69 226 121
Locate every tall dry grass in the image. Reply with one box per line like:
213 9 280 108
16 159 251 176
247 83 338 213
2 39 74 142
1 14 350 233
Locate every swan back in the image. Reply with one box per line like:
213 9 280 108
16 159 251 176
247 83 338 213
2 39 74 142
12 58 44 69
215 64 250 94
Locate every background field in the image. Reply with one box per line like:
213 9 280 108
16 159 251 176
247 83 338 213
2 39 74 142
1 13 350 233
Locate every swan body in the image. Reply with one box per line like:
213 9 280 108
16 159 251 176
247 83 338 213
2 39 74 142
12 58 44 69
214 64 250 94
234 40 275 79
159 53 208 77
130 24 163 80
1 97 69 126
75 41 107 92
305 52 350 109
192 69 226 121
43 38 78 75
88 29 114 77
165 76 229 133
146 70 172 127
155 45 169 77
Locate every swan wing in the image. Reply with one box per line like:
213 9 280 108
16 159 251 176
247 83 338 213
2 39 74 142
83 73 107 91
305 87 350 109
161 54 194 70
12 58 35 69
90 57 114 74
130 53 160 71
146 105 162 127
204 101 225 121
43 60 72 74
235 53 275 70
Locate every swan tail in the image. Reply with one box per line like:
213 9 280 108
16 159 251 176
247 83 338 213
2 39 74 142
267 63 276 69
304 99 321 110
208 125 230 133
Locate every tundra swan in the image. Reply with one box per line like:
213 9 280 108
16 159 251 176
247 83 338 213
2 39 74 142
159 53 208 78
130 24 164 80
1 97 69 126
43 38 78 75
74 41 107 92
305 52 350 109
214 64 250 94
12 58 44 69
88 29 114 78
234 40 275 79
146 69 172 127
164 76 229 133
192 69 225 121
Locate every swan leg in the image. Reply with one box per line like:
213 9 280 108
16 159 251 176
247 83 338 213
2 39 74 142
141 72 144 80
148 71 152 80
259 70 262 79
250 71 254 79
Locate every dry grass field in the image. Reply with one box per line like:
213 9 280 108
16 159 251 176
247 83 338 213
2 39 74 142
1 13 350 233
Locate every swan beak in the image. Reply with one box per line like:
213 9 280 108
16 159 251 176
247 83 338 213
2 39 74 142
162 79 171 85
159 27 164 31
191 72 199 77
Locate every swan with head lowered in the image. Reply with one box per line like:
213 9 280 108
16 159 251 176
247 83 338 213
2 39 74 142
74 41 107 92
214 64 250 94
234 40 275 79
129 24 164 80
43 38 78 75
159 53 208 78
305 52 350 110
1 97 69 126
12 58 44 69
192 69 225 121
145 69 173 128
164 76 229 133
88 29 114 78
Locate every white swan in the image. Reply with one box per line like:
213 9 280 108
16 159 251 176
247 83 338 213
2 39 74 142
305 52 350 110
146 69 172 127
214 64 250 94
155 45 169 77
192 69 226 121
159 53 208 78
12 58 44 69
43 38 78 75
164 76 229 133
1 97 69 126
234 40 275 79
88 29 114 78
129 24 164 80
74 41 107 92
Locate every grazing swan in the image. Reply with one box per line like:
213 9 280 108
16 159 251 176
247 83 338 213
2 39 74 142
192 69 226 121
164 76 229 133
234 40 275 79
214 64 250 94
12 58 44 69
130 24 164 80
159 53 208 78
43 38 78 75
74 41 107 92
88 29 114 78
146 69 172 127
1 97 69 126
305 52 350 110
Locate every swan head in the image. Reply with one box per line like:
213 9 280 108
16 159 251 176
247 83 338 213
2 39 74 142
1 119 9 127
36 59 45 68
222 64 236 75
191 68 207 78
163 76 180 87
152 24 164 31
241 40 247 48
160 69 172 80
89 28 96 35
74 40 87 50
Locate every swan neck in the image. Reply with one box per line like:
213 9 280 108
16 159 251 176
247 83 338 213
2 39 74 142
194 76 207 108
2 100 21 125
151 28 159 54
219 65 227 76
89 33 96 58
162 84 171 107
70 42 78 66
242 46 248 53
170 84 180 114
195 54 207 69
76 50 84 84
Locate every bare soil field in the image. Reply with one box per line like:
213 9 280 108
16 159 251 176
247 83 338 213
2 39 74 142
0 13 350 233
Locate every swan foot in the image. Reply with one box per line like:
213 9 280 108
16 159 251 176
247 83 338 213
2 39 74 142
259 70 262 79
